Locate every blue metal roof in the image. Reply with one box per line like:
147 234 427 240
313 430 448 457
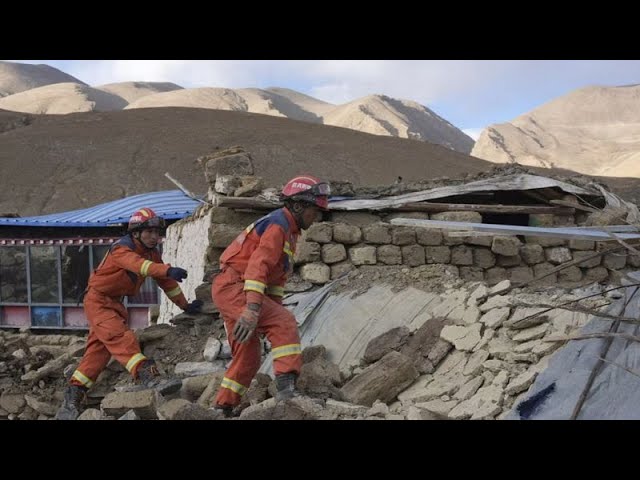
0 190 202 227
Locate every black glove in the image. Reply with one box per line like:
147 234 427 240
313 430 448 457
184 299 203 314
167 267 188 282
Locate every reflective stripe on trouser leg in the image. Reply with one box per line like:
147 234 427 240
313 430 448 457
72 324 112 387
70 369 94 388
82 291 145 377
214 332 262 408
255 297 303 376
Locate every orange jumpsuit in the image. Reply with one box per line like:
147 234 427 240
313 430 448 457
213 207 302 408
70 235 187 389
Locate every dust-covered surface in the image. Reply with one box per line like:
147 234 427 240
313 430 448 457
331 264 465 298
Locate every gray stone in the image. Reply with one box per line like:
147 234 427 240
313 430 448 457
392 227 416 246
569 239 595 250
431 211 482 223
363 326 411 364
525 236 566 247
340 351 419 407
485 267 507 285
330 261 355 279
584 266 608 282
294 241 321 264
465 235 493 247
545 247 572 265
209 224 243 248
300 263 331 284
174 361 225 377
402 245 426 266
473 248 496 268
306 223 333 243
101 390 160 420
511 324 548 343
463 349 490 377
491 236 521 256
603 253 626 269
497 254 522 267
480 307 510 329
377 245 402 265
157 399 193 420
505 369 538 395
330 212 381 226
321 244 347 264
531 262 558 286
416 228 443 246
558 266 582 283
78 408 105 420
460 267 484 282
520 244 544 265
348 246 377 265
333 224 362 244
425 246 451 264
362 224 391 244
451 245 473 265
440 324 482 351
454 376 485 401
203 337 221 362
572 251 601 268
508 266 534 284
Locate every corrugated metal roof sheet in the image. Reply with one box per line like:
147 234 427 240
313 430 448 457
0 190 202 227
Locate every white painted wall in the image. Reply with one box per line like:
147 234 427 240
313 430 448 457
158 206 212 324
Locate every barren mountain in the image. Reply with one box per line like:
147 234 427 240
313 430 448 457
125 87 324 123
0 107 493 216
471 85 640 177
0 82 127 114
324 95 475 153
97 81 183 103
0 61 85 97
265 87 336 118
0 61 473 154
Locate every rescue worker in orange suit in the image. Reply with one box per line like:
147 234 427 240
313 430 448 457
55 208 203 420
212 175 330 416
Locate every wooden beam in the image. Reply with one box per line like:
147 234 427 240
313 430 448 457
213 195 282 210
214 195 576 215
549 199 598 213
391 203 575 215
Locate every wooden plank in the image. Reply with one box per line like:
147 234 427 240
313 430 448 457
214 195 282 210
549 199 598 213
392 202 574 215
389 218 640 241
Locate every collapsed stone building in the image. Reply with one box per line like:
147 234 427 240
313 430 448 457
2 147 640 420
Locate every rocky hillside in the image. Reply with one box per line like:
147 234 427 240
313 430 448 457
471 85 640 177
0 107 492 216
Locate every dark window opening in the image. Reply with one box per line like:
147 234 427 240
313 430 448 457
482 213 530 226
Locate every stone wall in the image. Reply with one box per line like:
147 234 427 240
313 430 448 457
290 210 635 286
161 206 637 321
158 205 214 324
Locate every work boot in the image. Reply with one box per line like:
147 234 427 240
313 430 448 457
212 405 235 418
118 359 182 395
55 385 88 421
275 373 301 402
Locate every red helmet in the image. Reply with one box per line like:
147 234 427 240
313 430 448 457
281 175 330 210
128 207 166 232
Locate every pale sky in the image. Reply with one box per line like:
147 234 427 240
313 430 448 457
11 60 640 140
